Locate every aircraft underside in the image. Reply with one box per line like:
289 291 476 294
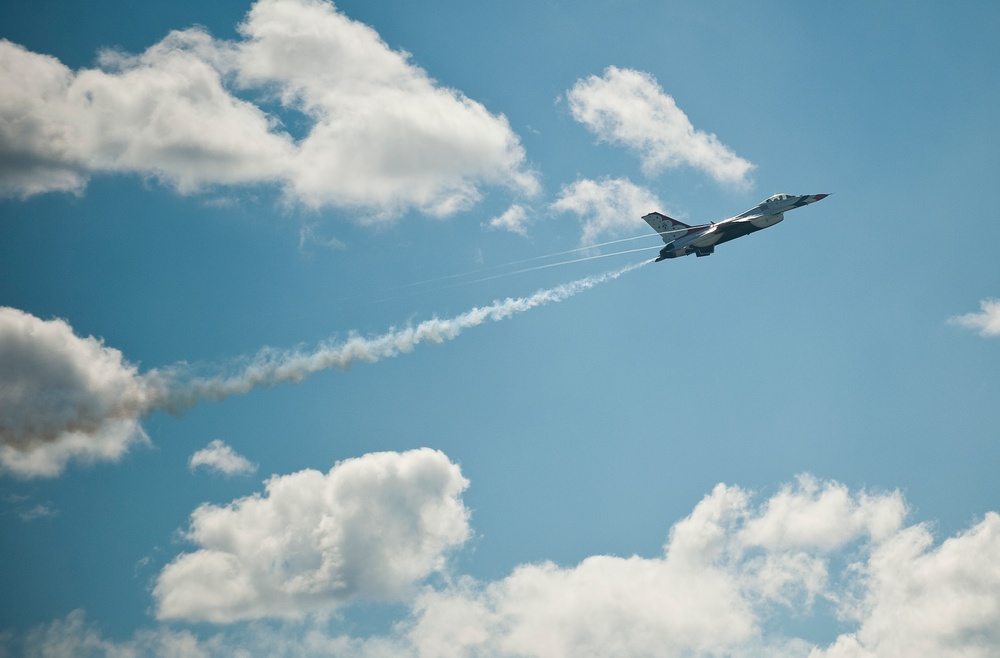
657 224 761 260
645 193 828 262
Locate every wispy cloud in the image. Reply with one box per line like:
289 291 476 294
298 223 347 255
551 178 665 245
0 0 539 219
948 297 1000 337
18 504 59 522
0 262 647 478
189 440 257 477
567 66 755 189
485 204 531 236
12 473 1000 657
4 494 59 521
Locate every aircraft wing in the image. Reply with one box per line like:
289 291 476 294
706 214 782 245
723 214 762 224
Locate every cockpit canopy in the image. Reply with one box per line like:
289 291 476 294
765 193 794 203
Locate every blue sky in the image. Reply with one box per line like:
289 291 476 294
1 1 999 656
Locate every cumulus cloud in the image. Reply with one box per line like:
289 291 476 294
0 36 295 199
229 0 539 217
811 513 1000 658
0 307 151 478
402 476 902 658
8 475 1000 657
485 204 531 236
0 0 538 218
567 66 755 188
403 478 997 658
551 178 664 245
189 439 257 476
738 474 906 551
948 298 1000 337
154 448 470 622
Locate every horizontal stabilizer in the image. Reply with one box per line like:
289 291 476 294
642 212 691 244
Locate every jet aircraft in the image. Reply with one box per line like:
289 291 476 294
644 193 829 261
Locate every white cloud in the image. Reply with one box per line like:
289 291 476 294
0 43 87 197
0 0 538 219
0 35 295 199
402 477 895 658
485 204 531 236
738 474 906 551
948 298 1000 337
567 66 755 188
551 178 664 245
811 513 1000 658
18 504 59 521
10 609 405 658
189 439 257 476
298 222 348 254
154 448 471 622
14 610 210 658
402 477 1000 658
408 559 756 658
10 475 1000 658
0 307 151 478
229 0 539 217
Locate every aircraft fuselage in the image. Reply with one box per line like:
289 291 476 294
644 193 828 260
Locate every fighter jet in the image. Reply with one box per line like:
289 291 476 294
644 193 829 261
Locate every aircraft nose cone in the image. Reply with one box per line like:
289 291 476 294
814 194 829 201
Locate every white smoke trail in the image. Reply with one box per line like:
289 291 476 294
1 260 650 477
147 259 652 412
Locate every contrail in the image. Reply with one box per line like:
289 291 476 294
461 245 659 285
146 259 653 412
365 243 661 306
377 234 665 296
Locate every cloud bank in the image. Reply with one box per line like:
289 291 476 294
1 262 645 478
0 0 538 218
567 66 755 189
949 297 1000 337
155 448 470 622
403 474 907 658
10 473 1000 657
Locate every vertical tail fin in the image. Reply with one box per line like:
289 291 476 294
642 212 690 244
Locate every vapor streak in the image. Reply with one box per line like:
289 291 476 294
147 260 651 412
463 245 660 285
355 235 664 306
